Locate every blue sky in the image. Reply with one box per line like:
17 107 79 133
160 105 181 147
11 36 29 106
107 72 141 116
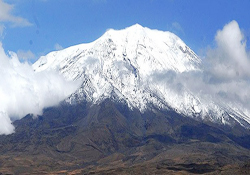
0 0 250 62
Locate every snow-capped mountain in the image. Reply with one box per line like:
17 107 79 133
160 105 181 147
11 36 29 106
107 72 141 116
33 24 250 128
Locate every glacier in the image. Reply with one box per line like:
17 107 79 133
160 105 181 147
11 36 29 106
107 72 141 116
33 24 250 128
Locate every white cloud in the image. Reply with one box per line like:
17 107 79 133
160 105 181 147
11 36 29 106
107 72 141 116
0 43 80 135
202 20 250 109
151 20 250 115
198 21 250 108
17 50 35 60
0 0 32 27
54 43 64 51
205 20 250 80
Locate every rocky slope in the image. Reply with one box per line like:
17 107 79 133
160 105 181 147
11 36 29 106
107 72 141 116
0 100 250 174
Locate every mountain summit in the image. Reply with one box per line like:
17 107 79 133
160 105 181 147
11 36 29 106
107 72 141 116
1 24 250 174
33 24 250 128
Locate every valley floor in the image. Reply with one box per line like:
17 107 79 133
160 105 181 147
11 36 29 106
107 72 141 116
0 142 250 174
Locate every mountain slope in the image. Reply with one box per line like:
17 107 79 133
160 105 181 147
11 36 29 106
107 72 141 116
33 24 250 128
1 24 250 174
0 100 250 174
33 24 201 111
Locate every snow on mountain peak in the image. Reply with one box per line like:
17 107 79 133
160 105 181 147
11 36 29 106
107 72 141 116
33 24 250 128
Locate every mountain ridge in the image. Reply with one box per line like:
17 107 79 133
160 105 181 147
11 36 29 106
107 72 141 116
33 24 250 128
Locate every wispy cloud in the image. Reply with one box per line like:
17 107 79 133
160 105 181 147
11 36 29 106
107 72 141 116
17 50 36 60
171 22 184 35
0 24 5 37
54 43 64 51
0 0 32 28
